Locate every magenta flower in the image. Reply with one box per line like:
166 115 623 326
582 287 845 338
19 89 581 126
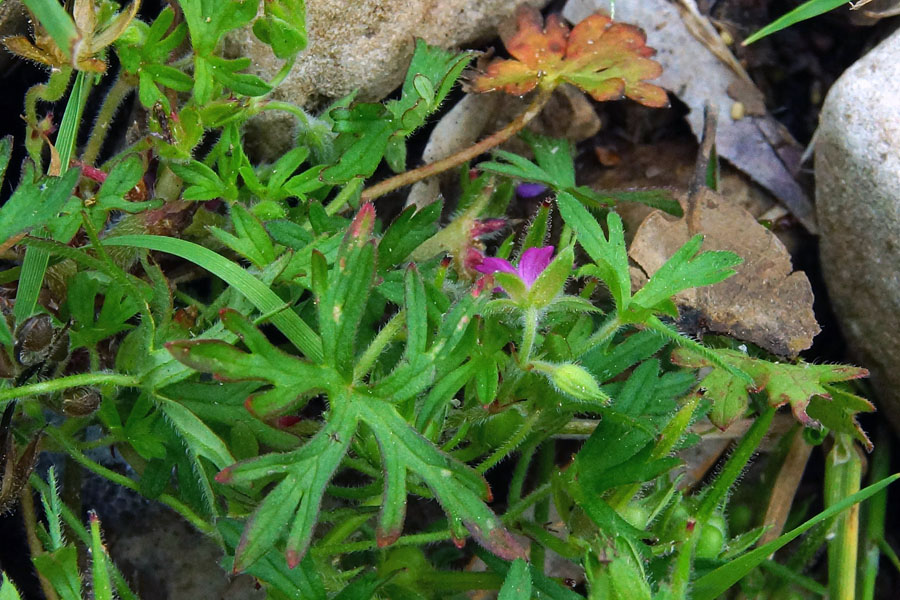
475 246 555 290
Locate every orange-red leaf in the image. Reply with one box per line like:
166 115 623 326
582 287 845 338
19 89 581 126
470 7 667 108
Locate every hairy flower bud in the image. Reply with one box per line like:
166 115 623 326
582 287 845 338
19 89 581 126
533 361 606 403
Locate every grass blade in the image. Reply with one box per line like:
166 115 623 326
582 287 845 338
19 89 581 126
692 473 900 600
743 0 847 45
101 235 323 361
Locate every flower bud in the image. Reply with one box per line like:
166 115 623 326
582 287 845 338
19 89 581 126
541 362 606 403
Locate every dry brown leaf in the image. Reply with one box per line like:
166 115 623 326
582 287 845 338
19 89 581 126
563 0 817 233
629 188 820 357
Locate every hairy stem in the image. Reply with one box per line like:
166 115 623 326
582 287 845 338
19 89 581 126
518 307 540 367
360 87 554 202
46 429 214 535
477 408 542 474
670 406 776 599
354 310 405 381
0 373 139 406
82 73 135 165
19 487 60 600
825 433 863 600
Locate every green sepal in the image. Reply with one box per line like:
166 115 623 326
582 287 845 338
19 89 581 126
493 272 527 304
527 245 573 308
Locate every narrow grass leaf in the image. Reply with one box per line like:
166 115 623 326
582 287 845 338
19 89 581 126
102 235 323 361
692 473 900 599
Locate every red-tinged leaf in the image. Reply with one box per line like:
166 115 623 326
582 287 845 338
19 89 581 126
467 521 528 561
505 8 568 69
469 7 666 108
807 387 875 451
349 202 376 242
672 347 871 431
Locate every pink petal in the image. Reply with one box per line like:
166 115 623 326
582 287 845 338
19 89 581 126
517 246 555 287
475 257 517 277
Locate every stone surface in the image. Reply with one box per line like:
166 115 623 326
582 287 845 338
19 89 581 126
815 27 900 431
228 0 547 162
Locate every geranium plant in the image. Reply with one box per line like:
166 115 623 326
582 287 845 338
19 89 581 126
0 2 894 600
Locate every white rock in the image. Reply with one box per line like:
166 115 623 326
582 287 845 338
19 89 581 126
816 27 900 431
229 0 547 162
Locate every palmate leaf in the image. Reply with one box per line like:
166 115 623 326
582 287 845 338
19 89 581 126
166 308 338 420
321 41 472 183
671 347 871 436
167 204 521 570
558 193 631 311
171 306 523 569
469 6 667 108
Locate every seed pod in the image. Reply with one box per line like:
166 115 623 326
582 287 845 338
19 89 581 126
62 387 101 417
15 315 55 366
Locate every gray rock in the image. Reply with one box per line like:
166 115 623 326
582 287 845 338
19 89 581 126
815 27 900 431
227 0 547 162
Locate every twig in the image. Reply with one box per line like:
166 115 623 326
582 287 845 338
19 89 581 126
360 88 553 202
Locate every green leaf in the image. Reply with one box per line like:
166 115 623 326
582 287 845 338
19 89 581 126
319 205 377 377
226 397 358 570
67 273 141 348
267 219 313 250
180 0 257 55
209 203 277 268
558 195 631 311
388 39 473 134
378 202 442 271
0 136 11 187
580 329 666 382
102 235 323 361
807 386 875 451
521 200 551 253
155 395 235 470
744 0 846 45
166 309 336 419
252 0 307 59
95 156 158 212
477 548 584 600
693 473 900 599
320 103 394 184
32 546 82 600
322 41 471 183
0 573 24 600
0 165 79 243
169 160 226 201
354 395 523 558
88 514 114 600
671 347 870 429
208 56 273 96
144 64 193 92
498 559 531 600
527 245 573 308
630 235 741 314
219 519 327 600
332 572 381 600
403 266 428 360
